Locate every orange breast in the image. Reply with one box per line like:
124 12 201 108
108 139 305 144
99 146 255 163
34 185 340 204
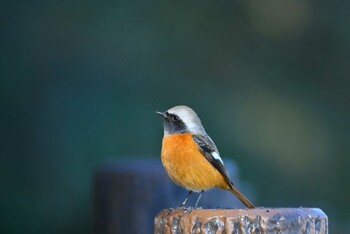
161 133 229 191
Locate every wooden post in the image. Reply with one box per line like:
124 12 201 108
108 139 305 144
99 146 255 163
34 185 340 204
154 208 328 234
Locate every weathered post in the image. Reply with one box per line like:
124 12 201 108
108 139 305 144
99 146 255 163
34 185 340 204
154 208 328 234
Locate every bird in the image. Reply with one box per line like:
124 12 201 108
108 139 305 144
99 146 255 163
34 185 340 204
157 105 254 209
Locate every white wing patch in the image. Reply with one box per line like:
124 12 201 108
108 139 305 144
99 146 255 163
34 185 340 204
211 152 224 164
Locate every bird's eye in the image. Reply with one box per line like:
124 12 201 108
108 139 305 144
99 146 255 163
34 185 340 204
172 115 180 121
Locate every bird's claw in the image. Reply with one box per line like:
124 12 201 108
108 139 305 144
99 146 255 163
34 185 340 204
179 206 196 218
165 208 174 216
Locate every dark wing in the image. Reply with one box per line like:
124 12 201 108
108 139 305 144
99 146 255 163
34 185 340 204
192 134 235 188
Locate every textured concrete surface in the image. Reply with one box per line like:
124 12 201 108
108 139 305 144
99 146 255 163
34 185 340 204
154 208 328 234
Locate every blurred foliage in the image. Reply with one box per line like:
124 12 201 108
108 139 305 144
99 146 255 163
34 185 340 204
1 0 349 233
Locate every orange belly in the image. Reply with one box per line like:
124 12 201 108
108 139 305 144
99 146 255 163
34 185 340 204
161 133 229 191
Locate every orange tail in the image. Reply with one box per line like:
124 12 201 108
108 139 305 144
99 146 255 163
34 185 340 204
229 184 254 209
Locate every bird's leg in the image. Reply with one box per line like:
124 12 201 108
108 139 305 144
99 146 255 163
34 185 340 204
167 191 193 216
193 190 204 208
179 191 193 208
179 190 205 217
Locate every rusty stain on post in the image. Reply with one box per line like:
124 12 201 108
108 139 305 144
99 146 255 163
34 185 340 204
154 208 328 234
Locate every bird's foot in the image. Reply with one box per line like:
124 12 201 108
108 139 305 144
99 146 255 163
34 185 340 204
178 206 202 218
165 208 175 216
166 206 204 217
179 207 191 218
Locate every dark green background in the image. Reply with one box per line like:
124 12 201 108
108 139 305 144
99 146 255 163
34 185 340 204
1 0 349 233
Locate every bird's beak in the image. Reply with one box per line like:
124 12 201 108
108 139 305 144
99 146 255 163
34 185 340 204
156 111 165 117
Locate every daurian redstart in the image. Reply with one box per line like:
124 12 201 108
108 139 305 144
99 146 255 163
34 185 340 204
157 105 254 208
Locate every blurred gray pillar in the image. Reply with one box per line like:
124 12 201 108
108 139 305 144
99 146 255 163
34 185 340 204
94 159 254 234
